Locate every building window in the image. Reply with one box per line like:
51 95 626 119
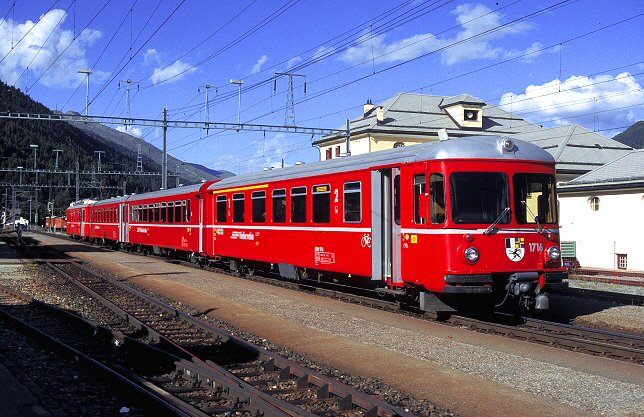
335 146 341 157
617 254 627 270
326 148 333 160
393 142 405 148
588 196 600 211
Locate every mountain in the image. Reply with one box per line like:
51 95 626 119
0 80 233 223
64 112 235 184
613 121 644 149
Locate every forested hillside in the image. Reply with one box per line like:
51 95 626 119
613 121 644 149
0 81 184 222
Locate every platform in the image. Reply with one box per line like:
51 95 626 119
0 236 23 265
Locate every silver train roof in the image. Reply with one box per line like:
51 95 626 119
70 136 552 209
208 136 554 192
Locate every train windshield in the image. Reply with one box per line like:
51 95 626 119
450 172 510 224
513 173 557 224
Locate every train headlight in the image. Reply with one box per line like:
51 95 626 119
464 247 480 263
546 245 561 261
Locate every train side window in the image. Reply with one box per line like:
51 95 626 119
174 201 182 223
430 173 446 224
184 200 191 222
159 203 168 223
233 193 245 223
216 195 227 222
272 189 286 223
167 202 174 223
291 186 307 223
155 203 162 223
313 184 330 223
343 181 361 223
142 205 148 222
413 174 427 224
252 191 266 223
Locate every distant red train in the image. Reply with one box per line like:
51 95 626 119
66 136 568 312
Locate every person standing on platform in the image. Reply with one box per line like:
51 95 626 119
16 223 25 246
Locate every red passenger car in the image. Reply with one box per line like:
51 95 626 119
67 136 568 312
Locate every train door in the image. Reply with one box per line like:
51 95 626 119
80 207 87 238
119 203 128 243
370 168 402 285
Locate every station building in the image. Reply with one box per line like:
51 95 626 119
557 150 644 271
314 92 639 271
314 92 633 182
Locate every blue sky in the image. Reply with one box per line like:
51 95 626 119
1 0 643 174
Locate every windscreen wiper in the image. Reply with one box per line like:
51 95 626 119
522 201 543 233
484 207 510 235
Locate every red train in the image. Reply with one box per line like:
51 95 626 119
66 136 568 312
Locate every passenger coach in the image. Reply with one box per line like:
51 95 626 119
67 136 568 312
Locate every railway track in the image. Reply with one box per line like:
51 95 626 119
2 239 420 417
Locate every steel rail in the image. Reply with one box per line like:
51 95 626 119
18 237 417 417
0 284 208 417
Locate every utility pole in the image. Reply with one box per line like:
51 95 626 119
162 108 168 190
136 144 143 172
94 151 105 172
230 79 244 126
119 79 139 130
198 84 218 128
53 149 63 171
274 72 306 126
78 68 92 116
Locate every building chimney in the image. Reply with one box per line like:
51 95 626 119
376 106 384 123
363 99 374 115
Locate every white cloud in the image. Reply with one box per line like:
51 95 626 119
339 3 534 67
251 54 268 74
286 56 301 70
312 46 335 62
143 49 160 66
150 59 195 84
0 9 106 88
499 72 644 130
116 125 143 137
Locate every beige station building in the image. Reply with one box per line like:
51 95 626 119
314 92 633 182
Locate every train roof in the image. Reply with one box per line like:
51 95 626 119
207 135 554 192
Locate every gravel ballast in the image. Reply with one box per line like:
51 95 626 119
11 233 644 417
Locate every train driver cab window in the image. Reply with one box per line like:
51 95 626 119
344 181 361 223
513 173 557 224
312 184 330 223
450 172 510 224
413 174 427 224
232 193 245 223
216 195 227 223
272 189 286 223
430 173 446 224
291 186 307 223
252 191 266 223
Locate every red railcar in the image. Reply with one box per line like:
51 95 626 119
67 136 568 312
66 201 94 240
124 182 214 256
